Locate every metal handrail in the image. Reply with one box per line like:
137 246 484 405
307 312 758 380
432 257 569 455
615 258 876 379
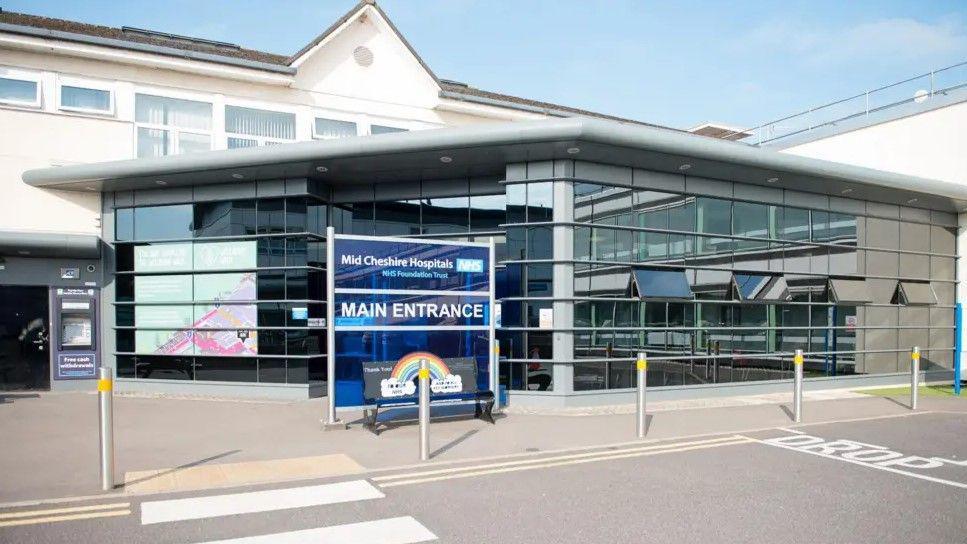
725 60 967 145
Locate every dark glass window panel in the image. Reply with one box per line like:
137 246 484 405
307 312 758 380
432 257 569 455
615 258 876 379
527 226 552 260
810 210 829 242
286 198 307 234
286 269 308 300
193 200 256 237
287 358 308 384
506 227 526 260
258 329 286 355
493 235 507 263
422 196 469 234
574 226 591 261
116 274 134 302
115 244 134 272
780 207 810 241
133 204 193 240
257 238 285 267
374 199 421 236
526 331 552 359
194 357 256 382
286 238 308 267
525 301 551 328
305 329 324 355
307 270 323 301
526 264 553 296
257 303 285 326
828 212 857 244
257 198 285 234
732 201 771 251
116 330 134 352
116 355 136 378
506 184 527 224
258 358 286 383
116 208 134 241
643 302 666 327
308 352 326 383
330 203 352 234
691 269 732 300
573 183 601 223
696 198 732 254
632 269 693 299
526 182 553 222
307 240 325 268
667 197 695 257
286 302 309 327
115 305 134 327
307 199 327 235
574 363 607 391
574 301 591 327
257 272 285 300
134 355 194 380
469 193 505 231
286 330 309 355
698 303 731 327
591 300 615 328
733 274 790 301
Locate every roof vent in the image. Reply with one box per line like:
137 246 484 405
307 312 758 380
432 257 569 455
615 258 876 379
353 45 374 67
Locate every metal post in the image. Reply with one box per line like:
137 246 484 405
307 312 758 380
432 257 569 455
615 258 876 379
97 366 114 491
419 358 430 461
322 226 346 430
793 349 804 423
493 340 501 412
636 352 647 438
911 346 920 410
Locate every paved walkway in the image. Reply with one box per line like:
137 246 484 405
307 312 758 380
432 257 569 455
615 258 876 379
0 388 963 505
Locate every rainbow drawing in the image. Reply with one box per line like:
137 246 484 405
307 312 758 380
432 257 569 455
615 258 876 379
391 352 450 383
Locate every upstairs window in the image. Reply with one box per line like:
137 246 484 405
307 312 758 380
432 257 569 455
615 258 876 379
0 68 41 108
314 117 357 139
225 105 296 148
59 78 113 115
135 93 212 158
371 124 407 135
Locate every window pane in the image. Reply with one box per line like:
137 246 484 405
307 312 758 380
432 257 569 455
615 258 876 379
135 94 212 130
527 182 553 222
133 205 193 240
315 118 357 138
781 207 810 241
469 193 505 231
374 199 421 236
225 105 295 139
178 132 211 154
371 125 407 134
632 269 693 299
193 200 256 237
0 77 38 103
257 199 285 234
422 196 469 234
227 137 257 149
61 85 111 111
732 201 770 251
137 127 169 158
116 208 134 241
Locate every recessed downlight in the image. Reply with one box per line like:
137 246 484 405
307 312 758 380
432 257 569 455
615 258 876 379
440 156 453 163
566 147 580 155
232 173 245 180
155 180 167 186
679 164 692 171
841 188 853 194
766 177 779 183
907 197 919 204
316 166 329 173
85 186 97 191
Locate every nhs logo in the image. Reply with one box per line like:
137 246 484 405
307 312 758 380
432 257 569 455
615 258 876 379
456 258 484 273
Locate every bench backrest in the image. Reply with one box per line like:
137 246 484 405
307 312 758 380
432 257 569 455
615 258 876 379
361 355 479 405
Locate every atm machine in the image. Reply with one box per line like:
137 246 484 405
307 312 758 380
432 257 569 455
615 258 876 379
51 287 100 385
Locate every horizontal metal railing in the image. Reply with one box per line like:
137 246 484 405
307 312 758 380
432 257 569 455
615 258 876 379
726 61 967 145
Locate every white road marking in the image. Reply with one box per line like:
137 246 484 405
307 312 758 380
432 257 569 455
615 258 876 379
140 480 384 525
0 502 129 520
0 509 130 528
194 516 436 544
777 428 806 434
744 435 967 490
379 437 753 487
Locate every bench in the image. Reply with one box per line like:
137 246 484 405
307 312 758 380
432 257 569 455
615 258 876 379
360 355 496 435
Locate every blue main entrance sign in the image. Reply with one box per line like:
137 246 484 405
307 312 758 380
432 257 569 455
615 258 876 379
326 232 495 411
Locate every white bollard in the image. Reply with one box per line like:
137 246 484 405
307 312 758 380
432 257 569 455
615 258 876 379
636 352 647 438
418 358 430 461
793 349 804 423
97 366 115 491
911 346 920 410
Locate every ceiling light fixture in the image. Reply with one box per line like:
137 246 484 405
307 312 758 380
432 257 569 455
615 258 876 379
907 197 919 204
566 147 580 155
232 173 245 180
316 166 329 173
155 180 167 186
841 188 853 194
85 186 97 191
766 177 779 183
440 156 453 163
679 164 692 171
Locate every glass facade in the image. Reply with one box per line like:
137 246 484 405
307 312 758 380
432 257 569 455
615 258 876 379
108 167 957 398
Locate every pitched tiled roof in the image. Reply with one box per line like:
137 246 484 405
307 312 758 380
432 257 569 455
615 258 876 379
0 4 667 128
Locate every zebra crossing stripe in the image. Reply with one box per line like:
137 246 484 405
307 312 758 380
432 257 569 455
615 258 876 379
192 516 437 544
141 480 383 525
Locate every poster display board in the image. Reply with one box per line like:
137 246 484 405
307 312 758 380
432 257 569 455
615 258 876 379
328 233 494 407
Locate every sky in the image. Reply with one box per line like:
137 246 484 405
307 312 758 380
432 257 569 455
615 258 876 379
5 0 967 129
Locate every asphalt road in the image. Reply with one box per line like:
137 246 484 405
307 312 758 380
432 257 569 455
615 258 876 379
1 410 965 543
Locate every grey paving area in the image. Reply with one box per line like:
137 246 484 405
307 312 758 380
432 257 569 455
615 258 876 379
0 406 964 543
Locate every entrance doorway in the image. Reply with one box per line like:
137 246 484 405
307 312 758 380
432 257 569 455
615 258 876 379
0 286 49 390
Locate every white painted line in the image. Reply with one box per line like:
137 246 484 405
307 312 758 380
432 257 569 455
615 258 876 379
777 428 806 435
0 502 130 520
141 480 384 525
195 516 437 544
744 435 967 490
0 509 130 528
379 438 752 487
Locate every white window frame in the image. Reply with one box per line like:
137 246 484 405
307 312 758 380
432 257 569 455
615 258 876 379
311 111 361 140
57 76 115 116
224 101 299 148
133 86 214 158
0 66 42 108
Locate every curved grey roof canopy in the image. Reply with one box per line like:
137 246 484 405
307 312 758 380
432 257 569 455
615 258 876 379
22 118 967 211
0 231 101 259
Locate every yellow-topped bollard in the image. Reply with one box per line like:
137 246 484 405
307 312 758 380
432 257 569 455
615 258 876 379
98 366 114 491
793 349 804 423
636 352 648 438
910 346 920 410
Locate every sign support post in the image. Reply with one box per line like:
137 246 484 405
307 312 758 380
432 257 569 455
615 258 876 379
322 226 347 431
488 237 498 411
419 358 430 461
